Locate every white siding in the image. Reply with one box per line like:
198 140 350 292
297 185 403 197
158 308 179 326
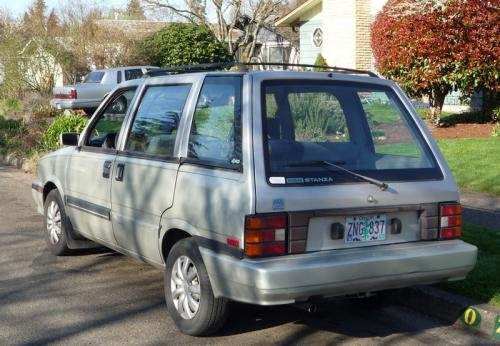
322 0 356 68
298 5 323 64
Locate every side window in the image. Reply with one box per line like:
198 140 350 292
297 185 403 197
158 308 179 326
187 76 242 169
124 69 143 81
85 88 137 148
117 71 122 84
125 85 191 157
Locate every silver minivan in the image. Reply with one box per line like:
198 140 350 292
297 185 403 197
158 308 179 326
32 65 477 336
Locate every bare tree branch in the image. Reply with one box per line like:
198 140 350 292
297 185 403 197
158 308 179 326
143 0 288 61
143 0 204 23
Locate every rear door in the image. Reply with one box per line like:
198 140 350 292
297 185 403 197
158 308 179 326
65 87 137 245
172 75 250 247
253 77 451 253
110 77 197 263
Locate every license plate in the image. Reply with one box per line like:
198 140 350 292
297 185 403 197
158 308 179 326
345 214 386 243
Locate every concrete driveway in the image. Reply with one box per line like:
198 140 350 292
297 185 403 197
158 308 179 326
0 164 486 345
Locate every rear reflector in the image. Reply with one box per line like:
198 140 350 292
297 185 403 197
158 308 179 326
439 203 462 239
226 237 240 248
245 214 287 257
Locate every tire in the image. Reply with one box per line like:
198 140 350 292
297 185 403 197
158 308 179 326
82 108 96 116
43 189 71 256
165 238 229 336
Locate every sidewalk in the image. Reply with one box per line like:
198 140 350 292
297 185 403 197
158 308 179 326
460 190 500 230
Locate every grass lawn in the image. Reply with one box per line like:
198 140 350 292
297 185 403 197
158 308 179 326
437 137 500 196
439 225 500 306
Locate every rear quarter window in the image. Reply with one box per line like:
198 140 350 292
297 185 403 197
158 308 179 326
83 71 105 83
124 69 144 81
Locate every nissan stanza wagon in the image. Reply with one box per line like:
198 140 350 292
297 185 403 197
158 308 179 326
32 63 477 336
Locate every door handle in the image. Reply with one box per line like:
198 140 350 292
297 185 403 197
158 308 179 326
115 163 125 181
103 160 112 178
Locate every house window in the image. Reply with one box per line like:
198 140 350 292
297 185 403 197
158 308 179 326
268 47 284 63
312 28 323 48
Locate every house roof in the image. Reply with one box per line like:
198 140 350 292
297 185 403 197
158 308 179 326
275 0 322 27
96 19 168 38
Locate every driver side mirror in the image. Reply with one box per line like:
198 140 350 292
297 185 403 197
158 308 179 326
60 132 80 146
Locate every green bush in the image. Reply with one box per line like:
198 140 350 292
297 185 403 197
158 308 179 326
0 98 23 117
492 107 500 137
492 107 500 122
0 117 25 154
32 105 63 119
492 124 500 137
289 93 347 141
142 23 233 67
313 54 329 71
41 114 88 152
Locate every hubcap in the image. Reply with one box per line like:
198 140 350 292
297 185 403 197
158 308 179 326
46 201 62 245
171 256 201 320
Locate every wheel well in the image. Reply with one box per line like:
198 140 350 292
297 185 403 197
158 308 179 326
161 229 191 262
43 182 57 202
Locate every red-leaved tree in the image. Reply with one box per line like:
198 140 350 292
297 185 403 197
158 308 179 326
372 0 500 124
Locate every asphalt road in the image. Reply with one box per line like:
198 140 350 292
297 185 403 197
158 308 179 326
0 164 486 345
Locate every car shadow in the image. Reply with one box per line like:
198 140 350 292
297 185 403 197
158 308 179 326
215 295 455 339
63 246 115 257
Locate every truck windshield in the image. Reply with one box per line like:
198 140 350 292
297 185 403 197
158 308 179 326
262 80 442 186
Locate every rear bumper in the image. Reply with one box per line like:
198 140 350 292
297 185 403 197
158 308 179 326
50 98 100 110
200 239 477 305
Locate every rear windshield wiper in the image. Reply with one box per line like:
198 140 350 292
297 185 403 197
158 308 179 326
285 160 389 191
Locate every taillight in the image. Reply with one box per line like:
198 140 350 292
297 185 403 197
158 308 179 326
54 89 77 99
245 214 287 257
439 202 462 239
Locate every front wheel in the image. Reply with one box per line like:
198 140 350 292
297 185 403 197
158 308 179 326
43 189 71 256
165 238 228 336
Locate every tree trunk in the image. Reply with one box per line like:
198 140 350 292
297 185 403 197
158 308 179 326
482 88 499 117
428 87 448 126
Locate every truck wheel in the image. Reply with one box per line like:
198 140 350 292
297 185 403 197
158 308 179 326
43 189 71 256
165 238 228 336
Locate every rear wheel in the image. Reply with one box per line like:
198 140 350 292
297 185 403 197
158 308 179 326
165 238 229 336
43 189 71 256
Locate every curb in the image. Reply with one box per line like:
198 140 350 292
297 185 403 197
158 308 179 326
0 153 36 174
393 285 500 341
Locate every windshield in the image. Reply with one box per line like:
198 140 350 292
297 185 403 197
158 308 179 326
262 80 442 186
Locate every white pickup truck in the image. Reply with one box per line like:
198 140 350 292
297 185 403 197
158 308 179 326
50 66 159 115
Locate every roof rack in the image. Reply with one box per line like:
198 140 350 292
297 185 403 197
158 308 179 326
144 61 378 78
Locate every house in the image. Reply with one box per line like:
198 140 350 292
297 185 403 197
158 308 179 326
276 0 387 70
244 26 299 67
19 38 64 90
276 0 481 111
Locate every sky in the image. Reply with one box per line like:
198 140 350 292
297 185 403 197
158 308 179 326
0 0 129 18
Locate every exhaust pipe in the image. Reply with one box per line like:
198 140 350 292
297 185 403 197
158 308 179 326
294 302 318 313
